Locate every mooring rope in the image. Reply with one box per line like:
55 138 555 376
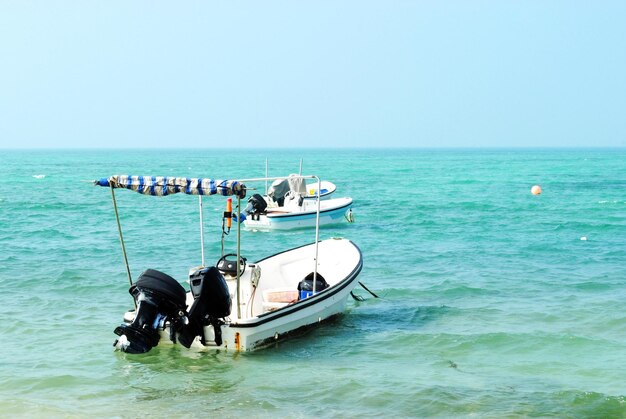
350 281 380 301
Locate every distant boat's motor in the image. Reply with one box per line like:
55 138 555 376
114 269 187 354
178 266 232 348
238 193 268 221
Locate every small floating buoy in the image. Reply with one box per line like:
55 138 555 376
531 185 542 195
580 236 587 241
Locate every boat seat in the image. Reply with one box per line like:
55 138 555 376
262 288 299 312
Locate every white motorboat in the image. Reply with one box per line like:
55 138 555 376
239 175 353 230
94 174 363 353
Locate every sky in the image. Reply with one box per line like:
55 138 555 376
1 1 625 149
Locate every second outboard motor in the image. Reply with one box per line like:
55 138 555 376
238 193 268 222
177 266 232 348
114 269 187 354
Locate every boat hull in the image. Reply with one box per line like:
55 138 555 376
123 238 363 352
218 286 354 351
243 197 353 230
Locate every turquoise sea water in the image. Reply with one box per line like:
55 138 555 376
1 148 625 418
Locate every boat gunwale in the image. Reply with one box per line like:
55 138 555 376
230 239 363 328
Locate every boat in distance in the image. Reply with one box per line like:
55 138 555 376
238 175 353 230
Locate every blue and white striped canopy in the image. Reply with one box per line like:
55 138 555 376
95 175 246 198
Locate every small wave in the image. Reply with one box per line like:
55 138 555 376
598 200 626 205
32 174 46 179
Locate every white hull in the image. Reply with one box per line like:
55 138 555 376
214 283 353 351
243 197 353 230
123 238 362 352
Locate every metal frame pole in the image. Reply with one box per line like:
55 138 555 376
110 187 136 309
236 196 242 319
111 187 133 287
312 176 321 293
199 195 206 267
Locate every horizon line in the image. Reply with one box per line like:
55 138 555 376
2 145 625 151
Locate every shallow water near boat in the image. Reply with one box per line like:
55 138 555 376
1 148 625 417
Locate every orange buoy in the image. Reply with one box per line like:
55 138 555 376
226 198 232 229
531 185 542 195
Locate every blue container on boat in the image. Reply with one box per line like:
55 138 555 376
298 273 329 300
300 290 314 300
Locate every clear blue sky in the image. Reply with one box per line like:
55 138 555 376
1 1 625 148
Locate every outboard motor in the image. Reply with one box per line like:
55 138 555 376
114 269 187 354
238 193 267 221
178 266 232 348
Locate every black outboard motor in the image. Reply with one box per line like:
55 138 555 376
114 269 187 354
177 266 232 348
241 193 268 220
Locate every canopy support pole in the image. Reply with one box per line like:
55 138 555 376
110 187 136 308
236 196 242 319
199 196 205 267
312 176 321 294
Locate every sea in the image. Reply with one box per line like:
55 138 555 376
0 148 625 418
